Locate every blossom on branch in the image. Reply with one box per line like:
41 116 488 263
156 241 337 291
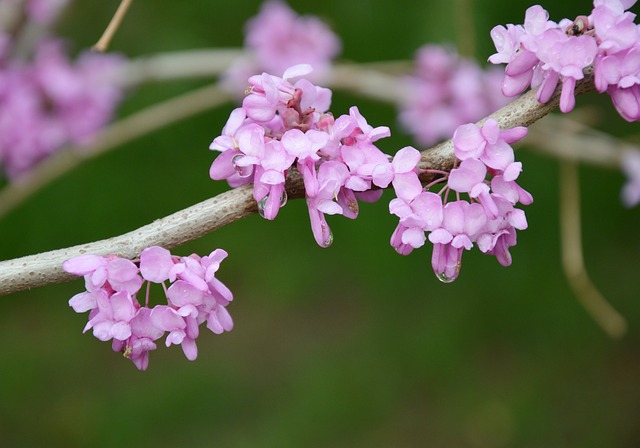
63 247 235 370
210 64 414 247
389 119 531 283
489 0 640 120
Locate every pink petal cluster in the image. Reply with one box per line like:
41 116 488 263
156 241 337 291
389 119 531 283
489 1 640 120
210 64 416 247
399 45 511 146
63 246 234 371
222 1 341 95
0 3 124 180
0 0 68 27
27 0 69 24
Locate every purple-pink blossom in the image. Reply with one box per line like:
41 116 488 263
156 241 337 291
399 45 510 146
0 38 124 180
489 1 640 120
388 119 532 282
209 65 403 247
63 247 235 370
222 1 341 95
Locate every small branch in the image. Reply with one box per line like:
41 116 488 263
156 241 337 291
527 114 628 169
0 76 597 297
117 49 244 87
0 184 259 296
329 63 407 103
0 83 233 220
559 159 627 338
92 0 133 52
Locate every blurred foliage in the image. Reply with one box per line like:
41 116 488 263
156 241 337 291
1 0 640 447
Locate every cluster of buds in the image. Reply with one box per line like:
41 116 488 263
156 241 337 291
489 0 640 120
63 247 234 370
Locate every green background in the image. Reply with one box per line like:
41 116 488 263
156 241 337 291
1 0 640 446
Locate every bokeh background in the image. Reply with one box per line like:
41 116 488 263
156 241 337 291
1 0 640 446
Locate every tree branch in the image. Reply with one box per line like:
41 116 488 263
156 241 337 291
0 184 259 296
416 73 595 183
0 75 597 297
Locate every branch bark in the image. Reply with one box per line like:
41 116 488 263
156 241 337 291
0 75 596 297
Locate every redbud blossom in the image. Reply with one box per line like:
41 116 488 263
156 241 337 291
489 1 640 120
63 247 235 370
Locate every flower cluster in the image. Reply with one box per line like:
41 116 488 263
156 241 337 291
222 0 341 95
389 119 531 282
0 4 124 180
63 246 234 370
0 0 68 27
399 45 510 146
210 64 413 247
489 0 640 120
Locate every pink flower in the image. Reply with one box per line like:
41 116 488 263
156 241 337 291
389 192 444 254
372 146 422 201
400 45 510 146
64 246 235 370
244 1 341 80
489 1 640 121
151 305 199 361
306 161 349 247
119 308 164 371
140 246 175 283
428 201 488 282
452 119 527 171
62 254 143 295
85 291 139 342
0 38 124 179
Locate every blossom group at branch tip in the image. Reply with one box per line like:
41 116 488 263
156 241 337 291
63 246 234 370
489 0 640 120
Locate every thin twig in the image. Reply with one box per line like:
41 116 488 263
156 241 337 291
117 49 244 87
0 184 259 296
0 76 597 297
527 115 628 169
559 159 627 338
92 0 133 52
